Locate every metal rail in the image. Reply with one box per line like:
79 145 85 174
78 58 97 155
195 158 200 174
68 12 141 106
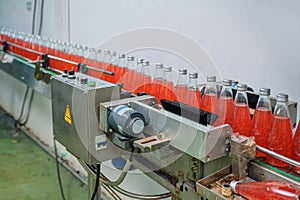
256 145 300 168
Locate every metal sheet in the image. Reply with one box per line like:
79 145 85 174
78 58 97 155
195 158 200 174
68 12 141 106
0 53 51 98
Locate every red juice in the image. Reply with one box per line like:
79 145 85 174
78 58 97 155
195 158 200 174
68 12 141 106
230 103 251 137
251 107 272 158
186 89 201 108
175 85 188 103
152 78 164 101
135 75 152 94
161 81 176 101
267 115 293 168
232 180 300 200
214 97 234 126
293 122 300 174
122 69 134 90
200 93 218 113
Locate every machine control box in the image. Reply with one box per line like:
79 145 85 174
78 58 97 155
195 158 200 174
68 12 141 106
51 73 121 164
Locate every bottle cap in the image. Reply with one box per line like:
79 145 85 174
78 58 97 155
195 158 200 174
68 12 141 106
111 52 117 57
189 72 198 79
229 181 239 194
127 56 134 61
142 61 150 66
276 93 288 102
104 50 111 55
156 63 164 68
237 83 247 91
137 58 144 64
119 54 126 58
259 88 271 96
222 79 232 86
207 75 216 82
164 66 172 72
178 69 187 75
95 49 101 53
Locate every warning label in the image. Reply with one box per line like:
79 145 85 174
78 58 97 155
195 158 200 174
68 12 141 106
64 105 72 125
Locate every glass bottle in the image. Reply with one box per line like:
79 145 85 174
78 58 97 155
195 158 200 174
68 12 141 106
132 58 144 92
292 121 300 174
230 83 251 136
151 63 165 100
175 69 188 103
122 56 135 91
200 75 218 113
141 61 152 94
214 79 234 126
161 66 176 101
251 88 272 158
116 54 127 84
230 180 300 200
186 72 201 108
100 50 112 82
267 93 293 169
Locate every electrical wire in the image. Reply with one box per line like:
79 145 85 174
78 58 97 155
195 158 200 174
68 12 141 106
38 0 44 36
15 86 29 127
32 0 37 34
90 164 100 200
79 159 172 200
18 89 34 126
53 138 66 200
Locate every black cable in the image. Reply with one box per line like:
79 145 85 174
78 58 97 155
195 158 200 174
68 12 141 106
18 89 34 126
54 138 66 200
91 164 100 200
15 86 30 127
32 0 37 34
38 0 44 36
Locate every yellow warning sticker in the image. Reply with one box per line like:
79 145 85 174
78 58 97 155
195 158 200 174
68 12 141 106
64 105 72 125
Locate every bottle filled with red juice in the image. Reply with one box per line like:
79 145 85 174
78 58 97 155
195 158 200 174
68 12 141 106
200 75 218 113
151 63 165 100
267 93 293 169
135 61 152 94
214 79 234 126
161 66 176 101
186 72 201 108
230 180 300 200
251 88 272 158
116 54 128 84
131 58 144 92
122 56 135 91
230 83 251 137
175 69 188 103
100 50 112 82
293 121 300 174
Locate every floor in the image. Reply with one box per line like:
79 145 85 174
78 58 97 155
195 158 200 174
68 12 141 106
0 114 88 200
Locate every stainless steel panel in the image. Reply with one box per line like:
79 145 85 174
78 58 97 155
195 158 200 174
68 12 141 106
0 52 51 98
51 73 122 164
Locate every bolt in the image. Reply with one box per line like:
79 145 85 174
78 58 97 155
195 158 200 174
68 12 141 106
128 103 131 107
225 137 230 144
109 107 113 112
109 129 113 133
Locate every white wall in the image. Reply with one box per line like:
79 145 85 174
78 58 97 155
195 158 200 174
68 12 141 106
69 0 300 117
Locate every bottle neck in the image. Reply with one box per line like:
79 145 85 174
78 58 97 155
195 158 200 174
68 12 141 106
188 78 198 89
154 68 164 80
256 94 272 110
274 101 290 118
220 85 233 99
118 58 126 68
176 74 188 86
234 91 248 105
205 81 217 95
127 60 135 70
164 71 173 82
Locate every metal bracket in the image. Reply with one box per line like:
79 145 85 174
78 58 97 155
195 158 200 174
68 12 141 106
230 134 256 179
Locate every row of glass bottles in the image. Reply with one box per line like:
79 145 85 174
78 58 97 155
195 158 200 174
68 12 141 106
209 79 299 172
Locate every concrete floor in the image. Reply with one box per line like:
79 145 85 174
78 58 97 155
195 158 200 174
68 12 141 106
0 115 88 200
